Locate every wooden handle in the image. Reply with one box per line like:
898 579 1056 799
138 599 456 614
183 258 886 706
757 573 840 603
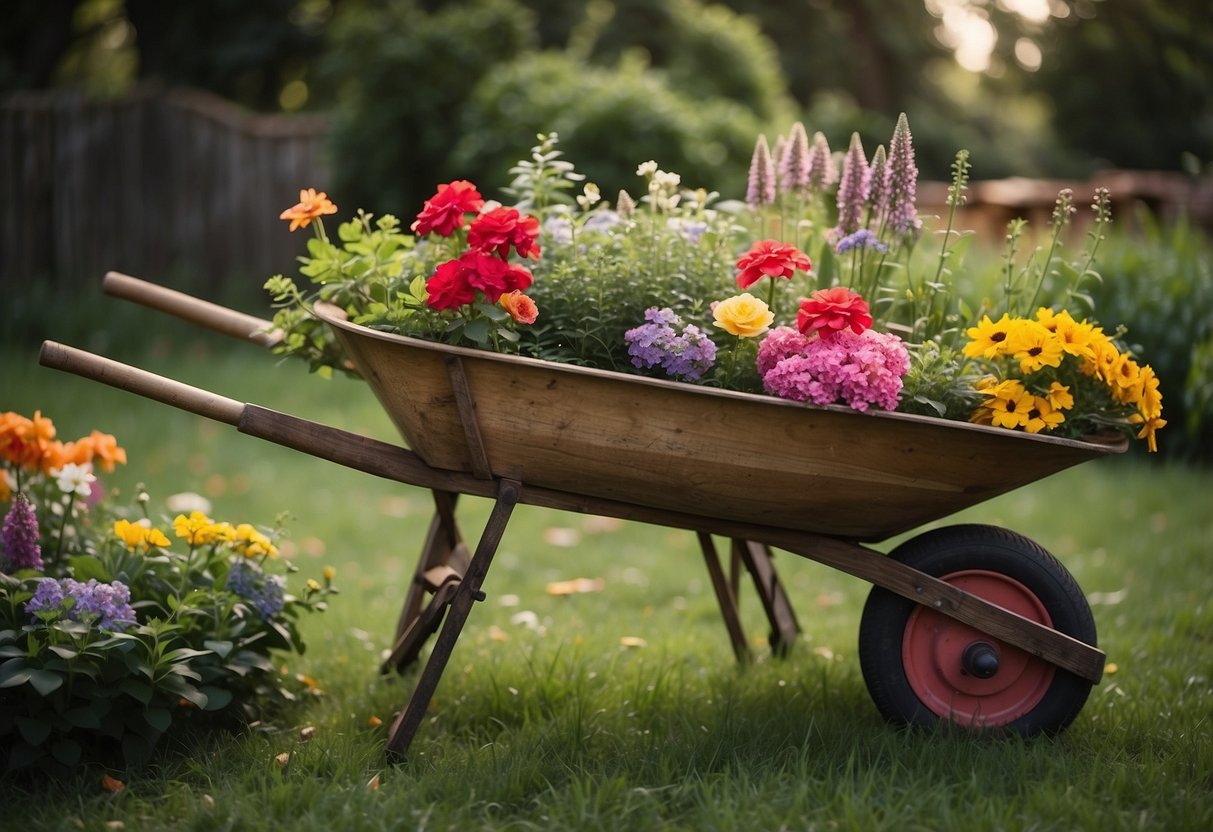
39 341 246 426
103 271 282 346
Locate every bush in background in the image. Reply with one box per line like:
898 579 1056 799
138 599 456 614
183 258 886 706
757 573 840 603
325 0 784 210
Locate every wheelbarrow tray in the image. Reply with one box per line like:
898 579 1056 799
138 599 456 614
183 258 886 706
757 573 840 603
316 303 1126 543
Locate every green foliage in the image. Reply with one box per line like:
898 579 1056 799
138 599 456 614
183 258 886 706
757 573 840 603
1068 208 1213 461
324 0 539 212
0 415 336 774
452 50 763 203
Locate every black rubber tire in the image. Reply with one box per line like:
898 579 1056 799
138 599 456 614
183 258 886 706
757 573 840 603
858 523 1097 737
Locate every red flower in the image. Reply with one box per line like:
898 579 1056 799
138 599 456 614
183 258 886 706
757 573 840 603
735 240 812 290
500 290 539 325
796 287 873 339
425 251 535 311
469 207 542 261
411 180 484 237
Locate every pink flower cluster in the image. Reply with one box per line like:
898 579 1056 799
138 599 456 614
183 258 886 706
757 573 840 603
757 326 910 412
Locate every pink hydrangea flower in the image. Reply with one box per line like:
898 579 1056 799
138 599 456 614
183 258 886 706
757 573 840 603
757 327 909 412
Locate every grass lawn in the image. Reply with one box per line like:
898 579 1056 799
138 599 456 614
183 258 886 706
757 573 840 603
2 322 1211 831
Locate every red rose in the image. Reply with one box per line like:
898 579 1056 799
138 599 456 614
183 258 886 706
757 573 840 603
468 207 542 260
426 251 535 310
735 240 812 290
411 180 484 237
425 257 478 310
796 287 873 338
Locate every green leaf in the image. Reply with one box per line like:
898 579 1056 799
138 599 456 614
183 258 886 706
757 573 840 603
0 656 28 687
48 645 79 660
66 706 102 730
203 639 234 659
161 676 209 709
199 686 234 712
144 707 172 733
462 317 491 345
0 645 26 658
15 716 52 746
161 647 213 663
68 554 110 582
27 668 64 695
120 678 153 704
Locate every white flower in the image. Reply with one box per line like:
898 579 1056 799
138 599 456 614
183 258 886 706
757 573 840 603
636 160 658 177
576 183 601 209
165 491 213 515
53 462 96 497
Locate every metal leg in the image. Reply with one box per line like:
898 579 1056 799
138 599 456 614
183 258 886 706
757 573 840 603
386 478 521 760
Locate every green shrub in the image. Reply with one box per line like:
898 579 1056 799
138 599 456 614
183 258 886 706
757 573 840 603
324 0 539 212
1076 208 1213 462
450 51 762 200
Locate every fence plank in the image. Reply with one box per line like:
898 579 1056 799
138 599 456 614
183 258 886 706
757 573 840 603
2 85 332 294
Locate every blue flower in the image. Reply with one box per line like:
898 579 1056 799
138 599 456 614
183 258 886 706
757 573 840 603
26 577 136 631
624 308 717 382
226 560 285 618
835 229 889 255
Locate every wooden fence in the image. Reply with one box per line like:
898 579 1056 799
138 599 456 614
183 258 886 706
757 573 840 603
2 85 331 294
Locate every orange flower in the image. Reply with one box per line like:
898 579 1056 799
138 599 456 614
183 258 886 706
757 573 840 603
0 411 56 470
500 290 539 325
86 430 127 472
279 188 338 232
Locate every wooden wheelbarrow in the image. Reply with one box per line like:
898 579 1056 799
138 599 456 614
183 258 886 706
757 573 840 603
38 272 1127 758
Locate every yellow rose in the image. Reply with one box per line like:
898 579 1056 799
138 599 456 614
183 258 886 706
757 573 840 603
712 293 774 338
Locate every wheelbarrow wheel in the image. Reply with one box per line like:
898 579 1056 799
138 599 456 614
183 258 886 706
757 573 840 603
858 524 1097 736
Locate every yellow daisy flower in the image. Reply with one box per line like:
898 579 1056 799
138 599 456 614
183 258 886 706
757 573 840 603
1008 320 1064 374
1046 381 1074 410
1024 397 1066 434
963 314 1015 359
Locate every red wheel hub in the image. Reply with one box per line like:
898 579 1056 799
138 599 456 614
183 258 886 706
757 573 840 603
902 569 1056 727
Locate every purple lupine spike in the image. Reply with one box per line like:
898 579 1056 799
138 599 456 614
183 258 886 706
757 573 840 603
746 134 777 208
2 493 43 571
834 132 871 237
772 134 788 190
806 131 837 192
779 122 811 193
886 113 921 236
866 144 889 225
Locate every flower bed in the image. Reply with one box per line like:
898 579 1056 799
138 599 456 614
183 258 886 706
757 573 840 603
265 117 1164 453
0 411 337 775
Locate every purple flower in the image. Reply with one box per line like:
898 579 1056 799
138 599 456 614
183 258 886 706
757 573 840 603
835 229 889 255
779 122 811 193
26 577 136 631
2 493 43 572
758 327 909 411
226 560 285 618
625 308 717 382
866 144 890 226
834 132 871 237
886 113 921 236
746 134 777 208
806 131 837 193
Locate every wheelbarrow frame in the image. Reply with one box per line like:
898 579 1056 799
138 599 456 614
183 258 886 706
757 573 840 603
35 272 1119 758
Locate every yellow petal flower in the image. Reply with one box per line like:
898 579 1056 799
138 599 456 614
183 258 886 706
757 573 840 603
712 293 774 338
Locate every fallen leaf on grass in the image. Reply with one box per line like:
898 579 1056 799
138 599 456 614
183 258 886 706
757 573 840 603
100 773 125 793
368 714 383 727
275 752 290 769
105 822 125 830
367 773 381 792
543 527 581 547
619 636 647 648
299 725 316 741
1105 662 1119 675
545 577 605 596
488 625 509 642
813 646 836 661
